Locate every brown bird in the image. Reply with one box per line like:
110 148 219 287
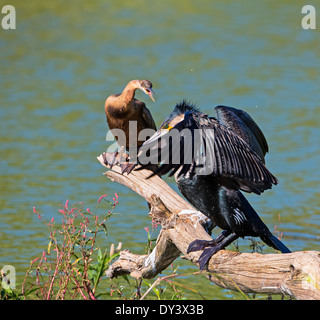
103 79 157 170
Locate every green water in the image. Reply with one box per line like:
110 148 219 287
1 0 319 299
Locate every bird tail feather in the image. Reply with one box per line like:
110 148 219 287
261 234 291 253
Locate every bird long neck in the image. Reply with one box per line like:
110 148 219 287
121 81 138 106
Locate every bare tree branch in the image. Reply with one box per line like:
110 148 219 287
97 155 320 300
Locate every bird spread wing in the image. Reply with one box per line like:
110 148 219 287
214 105 269 162
138 111 278 194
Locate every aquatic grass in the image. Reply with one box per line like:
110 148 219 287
19 194 121 300
1 193 286 300
2 193 205 300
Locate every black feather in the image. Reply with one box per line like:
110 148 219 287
138 100 289 269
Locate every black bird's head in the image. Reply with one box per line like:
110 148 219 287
144 100 199 145
159 100 199 130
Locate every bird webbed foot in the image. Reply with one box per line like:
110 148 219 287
187 230 231 254
102 151 122 168
198 247 222 270
120 163 137 174
187 239 219 253
101 150 130 170
187 231 238 270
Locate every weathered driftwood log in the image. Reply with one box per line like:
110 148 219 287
97 155 320 300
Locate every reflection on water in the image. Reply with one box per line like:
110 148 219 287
1 0 319 299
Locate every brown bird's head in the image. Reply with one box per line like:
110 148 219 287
136 80 156 102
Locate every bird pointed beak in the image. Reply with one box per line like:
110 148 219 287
142 127 169 145
146 88 156 102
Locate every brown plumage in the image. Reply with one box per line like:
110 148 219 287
105 80 157 150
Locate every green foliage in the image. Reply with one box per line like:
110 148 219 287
5 193 207 300
18 195 120 300
0 282 22 300
2 193 286 300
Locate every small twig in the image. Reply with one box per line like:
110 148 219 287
46 250 63 300
140 271 205 300
71 277 88 300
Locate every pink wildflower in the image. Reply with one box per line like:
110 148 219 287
31 257 40 264
97 194 108 204
42 251 47 262
33 206 38 214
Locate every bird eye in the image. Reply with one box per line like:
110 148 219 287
162 124 169 129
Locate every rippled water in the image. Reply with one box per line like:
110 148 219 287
1 0 319 299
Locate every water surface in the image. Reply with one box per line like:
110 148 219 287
1 0 319 299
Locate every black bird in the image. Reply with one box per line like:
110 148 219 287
138 100 291 270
